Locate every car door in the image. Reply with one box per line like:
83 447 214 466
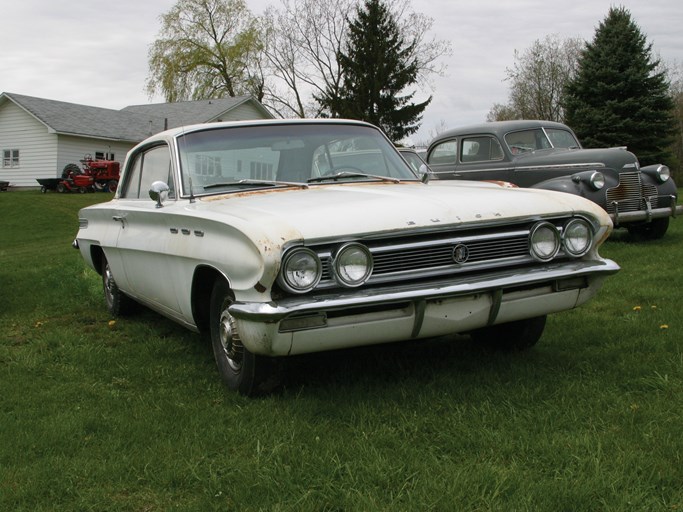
112 143 183 317
427 135 514 183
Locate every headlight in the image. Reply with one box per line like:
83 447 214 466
589 171 605 190
279 248 322 293
562 219 593 257
333 243 373 287
656 165 670 183
530 222 560 262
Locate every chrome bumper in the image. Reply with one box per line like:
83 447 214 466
610 198 683 225
229 258 620 323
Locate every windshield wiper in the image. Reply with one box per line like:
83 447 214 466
307 171 400 184
203 179 309 190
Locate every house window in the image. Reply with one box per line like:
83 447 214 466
194 155 222 176
95 152 115 161
250 161 273 180
2 149 19 168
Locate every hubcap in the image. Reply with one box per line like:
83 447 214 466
219 307 243 371
104 265 115 307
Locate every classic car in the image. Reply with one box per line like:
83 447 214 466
426 120 682 239
397 147 430 176
73 119 619 395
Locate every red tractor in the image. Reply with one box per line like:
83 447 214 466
37 154 120 193
63 154 120 193
38 155 121 193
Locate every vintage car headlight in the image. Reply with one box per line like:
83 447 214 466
279 248 322 293
589 171 605 190
530 222 560 262
333 243 373 287
655 165 670 183
562 219 593 257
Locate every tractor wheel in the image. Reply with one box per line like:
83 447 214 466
106 180 118 193
56 183 67 193
62 163 81 179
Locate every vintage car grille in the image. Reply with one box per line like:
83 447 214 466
312 219 570 291
605 172 659 214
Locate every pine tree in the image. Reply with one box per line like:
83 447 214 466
564 6 674 165
318 0 431 142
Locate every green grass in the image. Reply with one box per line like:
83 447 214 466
1 190 682 511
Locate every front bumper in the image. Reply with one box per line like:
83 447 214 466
229 258 620 357
610 197 683 225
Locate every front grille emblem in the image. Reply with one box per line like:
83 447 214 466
452 244 470 264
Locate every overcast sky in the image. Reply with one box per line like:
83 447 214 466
1 0 681 144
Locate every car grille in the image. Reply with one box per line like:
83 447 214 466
312 220 566 290
605 172 659 214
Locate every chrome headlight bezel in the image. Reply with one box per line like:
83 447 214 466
529 222 561 262
333 242 373 288
589 171 605 190
278 247 322 294
655 164 670 183
562 218 593 257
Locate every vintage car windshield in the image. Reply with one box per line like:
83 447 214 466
176 123 418 196
504 128 580 154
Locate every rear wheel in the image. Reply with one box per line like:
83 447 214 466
209 280 279 396
470 315 547 351
102 258 135 316
62 163 81 179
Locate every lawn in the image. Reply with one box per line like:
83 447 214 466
1 190 682 511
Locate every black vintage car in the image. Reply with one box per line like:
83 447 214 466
426 120 682 239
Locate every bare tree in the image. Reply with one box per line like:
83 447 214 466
488 34 583 122
261 0 451 118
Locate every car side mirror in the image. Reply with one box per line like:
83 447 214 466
149 181 170 208
419 164 432 183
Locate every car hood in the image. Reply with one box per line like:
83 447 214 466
514 147 638 171
195 181 605 242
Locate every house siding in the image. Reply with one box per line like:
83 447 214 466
218 103 266 122
56 136 135 177
0 102 57 187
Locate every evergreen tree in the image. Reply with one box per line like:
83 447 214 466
564 6 674 165
318 0 431 142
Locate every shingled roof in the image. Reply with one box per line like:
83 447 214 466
0 92 272 143
122 96 273 127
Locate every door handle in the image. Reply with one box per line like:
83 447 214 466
112 215 126 228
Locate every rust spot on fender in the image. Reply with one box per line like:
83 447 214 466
254 282 267 293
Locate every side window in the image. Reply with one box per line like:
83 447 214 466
120 145 172 199
460 136 503 163
427 141 457 165
121 154 142 199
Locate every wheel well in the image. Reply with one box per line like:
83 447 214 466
192 266 228 334
90 245 105 275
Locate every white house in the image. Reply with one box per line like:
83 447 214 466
0 92 274 188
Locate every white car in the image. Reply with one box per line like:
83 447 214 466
73 119 619 395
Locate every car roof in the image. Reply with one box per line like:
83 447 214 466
433 120 574 142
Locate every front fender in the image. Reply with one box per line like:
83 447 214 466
530 169 614 206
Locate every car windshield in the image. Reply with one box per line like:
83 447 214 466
504 128 580 154
176 123 418 196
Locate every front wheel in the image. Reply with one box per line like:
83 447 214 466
209 280 279 396
470 315 547 351
627 217 669 240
